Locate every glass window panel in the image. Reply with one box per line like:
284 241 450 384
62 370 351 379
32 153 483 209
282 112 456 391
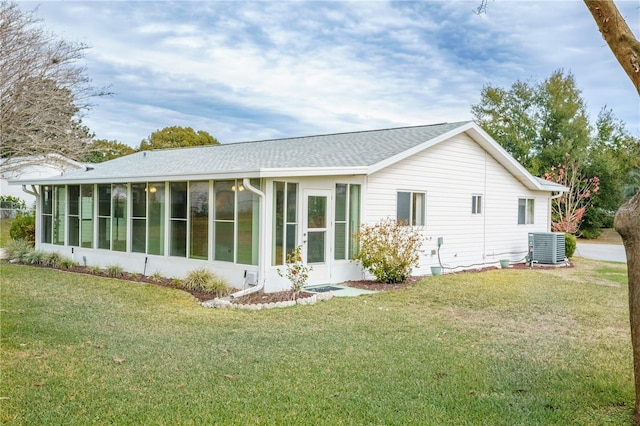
42 215 52 244
307 196 326 229
335 184 347 222
190 181 209 260
111 184 127 252
171 182 187 219
286 183 297 223
148 182 165 256
53 186 65 245
214 221 234 262
286 224 297 258
273 182 285 266
68 217 79 246
131 183 147 218
80 185 93 248
412 193 425 226
527 199 535 224
132 219 146 253
68 185 80 215
334 223 346 260
170 220 187 257
307 231 325 263
42 186 53 214
397 192 410 225
518 198 526 224
98 218 111 249
214 181 234 221
98 184 111 217
349 184 361 258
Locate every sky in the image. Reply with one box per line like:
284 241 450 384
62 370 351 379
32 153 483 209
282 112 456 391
20 1 640 146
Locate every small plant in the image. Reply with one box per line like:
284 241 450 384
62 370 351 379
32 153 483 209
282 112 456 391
181 268 232 297
104 264 125 278
3 239 32 261
22 249 46 265
565 233 577 258
277 245 312 297
58 257 77 270
150 271 165 282
42 252 63 268
9 211 35 245
86 265 102 275
353 218 424 283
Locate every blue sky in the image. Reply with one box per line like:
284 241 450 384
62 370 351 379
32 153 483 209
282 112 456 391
22 1 640 146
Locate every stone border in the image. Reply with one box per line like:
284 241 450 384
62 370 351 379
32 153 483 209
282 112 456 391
202 291 333 310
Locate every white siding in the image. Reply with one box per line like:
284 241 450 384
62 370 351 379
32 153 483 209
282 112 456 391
365 133 551 275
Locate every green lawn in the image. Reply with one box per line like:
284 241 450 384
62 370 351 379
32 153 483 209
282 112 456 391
1 259 633 425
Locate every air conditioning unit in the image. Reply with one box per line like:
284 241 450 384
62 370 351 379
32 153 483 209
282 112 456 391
528 232 566 264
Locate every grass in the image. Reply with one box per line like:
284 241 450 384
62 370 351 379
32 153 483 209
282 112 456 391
0 258 633 425
0 218 12 247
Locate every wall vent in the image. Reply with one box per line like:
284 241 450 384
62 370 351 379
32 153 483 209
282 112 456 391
528 232 565 264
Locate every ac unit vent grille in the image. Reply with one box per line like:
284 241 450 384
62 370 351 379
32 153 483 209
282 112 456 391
528 232 565 264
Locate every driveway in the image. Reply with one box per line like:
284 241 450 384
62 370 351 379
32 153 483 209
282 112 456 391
575 243 626 263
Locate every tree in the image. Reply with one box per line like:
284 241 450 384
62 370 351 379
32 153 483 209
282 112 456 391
83 139 135 163
472 70 591 176
0 1 106 175
138 126 220 151
542 155 600 234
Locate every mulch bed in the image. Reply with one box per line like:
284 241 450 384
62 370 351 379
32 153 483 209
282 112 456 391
10 260 572 305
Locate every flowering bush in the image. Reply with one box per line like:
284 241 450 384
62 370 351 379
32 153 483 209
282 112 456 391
543 154 600 234
277 245 312 297
353 218 423 283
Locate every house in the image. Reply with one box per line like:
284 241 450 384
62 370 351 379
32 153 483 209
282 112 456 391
11 121 567 293
1 154 85 210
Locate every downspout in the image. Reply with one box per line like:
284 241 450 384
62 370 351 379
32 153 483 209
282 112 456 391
229 178 266 298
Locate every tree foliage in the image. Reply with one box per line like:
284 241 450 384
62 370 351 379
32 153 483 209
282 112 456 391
472 69 636 235
83 139 135 163
138 126 220 151
0 1 106 174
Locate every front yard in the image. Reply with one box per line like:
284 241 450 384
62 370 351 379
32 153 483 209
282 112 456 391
0 258 633 425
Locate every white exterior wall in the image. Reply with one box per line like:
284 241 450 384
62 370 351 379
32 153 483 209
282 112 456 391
365 133 551 275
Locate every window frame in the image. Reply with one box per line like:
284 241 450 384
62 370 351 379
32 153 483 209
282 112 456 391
397 191 426 226
472 194 483 215
518 197 535 225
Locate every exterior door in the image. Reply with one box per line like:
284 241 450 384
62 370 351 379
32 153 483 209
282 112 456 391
303 189 331 283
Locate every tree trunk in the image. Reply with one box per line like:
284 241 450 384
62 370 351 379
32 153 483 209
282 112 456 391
583 0 640 96
615 190 640 421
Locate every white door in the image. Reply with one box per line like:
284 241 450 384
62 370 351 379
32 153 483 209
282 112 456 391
303 189 331 284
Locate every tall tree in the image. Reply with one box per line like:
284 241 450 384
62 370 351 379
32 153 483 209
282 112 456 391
138 126 220 151
83 139 135 163
0 1 106 174
472 70 591 176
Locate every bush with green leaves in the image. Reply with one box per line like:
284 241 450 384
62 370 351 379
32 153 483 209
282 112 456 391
353 218 424 283
9 211 35 244
181 268 232 297
22 249 46 265
42 252 63 268
565 233 577 258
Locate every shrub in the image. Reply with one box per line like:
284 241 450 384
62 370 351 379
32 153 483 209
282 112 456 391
42 252 63 268
58 257 77 270
181 268 232 297
86 265 102 275
104 264 125 278
9 211 35 244
277 245 312 296
150 271 165 282
3 239 32 261
22 249 46 265
565 233 577 258
353 218 424 283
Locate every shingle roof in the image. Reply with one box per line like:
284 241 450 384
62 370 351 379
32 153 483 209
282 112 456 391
55 121 467 182
10 121 567 193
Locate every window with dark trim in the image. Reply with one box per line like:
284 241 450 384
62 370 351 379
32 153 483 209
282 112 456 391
397 191 425 226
